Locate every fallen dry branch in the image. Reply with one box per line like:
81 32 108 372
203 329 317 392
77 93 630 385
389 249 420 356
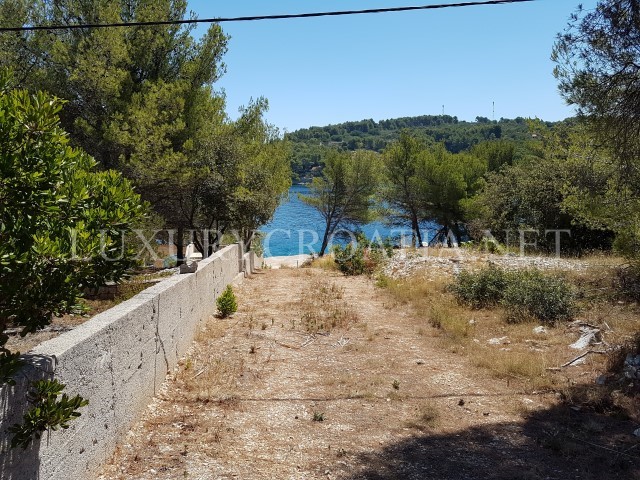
561 350 607 368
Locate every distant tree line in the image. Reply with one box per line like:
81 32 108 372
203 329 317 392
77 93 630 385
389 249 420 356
301 118 618 256
287 114 552 182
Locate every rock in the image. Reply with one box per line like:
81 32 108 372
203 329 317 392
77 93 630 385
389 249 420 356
634 428 640 438
468 319 476 325
533 326 548 335
458 399 465 406
416 359 425 365
179 262 198 274
569 327 602 350
623 354 640 380
596 375 607 385
488 336 510 345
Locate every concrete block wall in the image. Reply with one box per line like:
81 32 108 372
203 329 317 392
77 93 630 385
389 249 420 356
0 245 261 480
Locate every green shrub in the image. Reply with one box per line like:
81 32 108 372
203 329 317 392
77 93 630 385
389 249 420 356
449 265 508 308
502 269 576 324
615 263 640 301
9 379 89 449
216 285 238 318
450 265 577 324
333 233 393 276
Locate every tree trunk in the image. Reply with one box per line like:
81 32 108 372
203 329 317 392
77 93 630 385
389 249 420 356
176 227 185 266
319 227 331 257
193 232 205 258
411 213 422 247
244 229 254 252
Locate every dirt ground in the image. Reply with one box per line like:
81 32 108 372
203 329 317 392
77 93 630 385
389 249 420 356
98 267 640 480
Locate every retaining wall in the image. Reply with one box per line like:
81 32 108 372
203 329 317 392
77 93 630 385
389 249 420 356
0 245 261 480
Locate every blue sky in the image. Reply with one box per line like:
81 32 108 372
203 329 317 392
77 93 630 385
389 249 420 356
187 0 598 132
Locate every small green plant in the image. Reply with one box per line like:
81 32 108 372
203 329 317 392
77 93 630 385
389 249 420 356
9 379 89 449
449 265 508 308
333 233 393 276
460 240 474 250
312 411 325 422
392 380 400 390
483 238 506 254
375 274 390 288
216 285 238 318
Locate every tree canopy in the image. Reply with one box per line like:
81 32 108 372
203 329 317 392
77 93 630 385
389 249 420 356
382 132 486 246
300 149 381 256
287 115 545 182
0 1 291 259
553 0 640 259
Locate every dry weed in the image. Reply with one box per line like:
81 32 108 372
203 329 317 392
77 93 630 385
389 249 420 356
406 402 440 430
299 278 358 333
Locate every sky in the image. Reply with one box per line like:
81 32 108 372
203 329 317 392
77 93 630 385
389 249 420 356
186 0 599 132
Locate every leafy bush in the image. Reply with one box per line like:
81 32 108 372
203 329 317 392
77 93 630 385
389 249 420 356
502 270 576 324
9 379 89 449
449 265 508 308
216 285 238 317
333 234 393 276
450 265 576 324
0 73 144 448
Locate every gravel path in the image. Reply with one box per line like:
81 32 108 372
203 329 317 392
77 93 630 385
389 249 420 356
98 267 638 480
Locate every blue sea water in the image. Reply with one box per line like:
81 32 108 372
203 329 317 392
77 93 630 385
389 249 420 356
260 185 437 257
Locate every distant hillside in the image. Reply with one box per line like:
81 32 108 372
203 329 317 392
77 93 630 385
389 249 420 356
285 115 558 182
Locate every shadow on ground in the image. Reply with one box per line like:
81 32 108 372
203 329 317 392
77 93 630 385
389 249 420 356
340 398 640 480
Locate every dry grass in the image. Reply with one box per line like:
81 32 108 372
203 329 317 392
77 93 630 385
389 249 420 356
380 253 640 403
380 274 580 392
408 402 440 430
172 321 247 403
299 277 358 333
308 255 338 271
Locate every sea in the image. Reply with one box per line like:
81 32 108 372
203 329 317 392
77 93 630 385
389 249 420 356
259 185 438 257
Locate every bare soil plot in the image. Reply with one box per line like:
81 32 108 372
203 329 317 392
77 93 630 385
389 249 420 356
98 267 639 480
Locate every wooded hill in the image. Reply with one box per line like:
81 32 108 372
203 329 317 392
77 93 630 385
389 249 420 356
286 115 559 182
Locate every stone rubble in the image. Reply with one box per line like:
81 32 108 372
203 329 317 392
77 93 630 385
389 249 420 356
623 354 640 380
382 248 589 279
569 326 603 350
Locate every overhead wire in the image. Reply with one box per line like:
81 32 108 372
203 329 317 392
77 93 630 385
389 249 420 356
0 0 535 33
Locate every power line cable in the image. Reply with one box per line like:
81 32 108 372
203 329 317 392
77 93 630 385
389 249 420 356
0 0 535 33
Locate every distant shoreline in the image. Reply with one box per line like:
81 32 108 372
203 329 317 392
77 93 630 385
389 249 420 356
262 254 312 268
